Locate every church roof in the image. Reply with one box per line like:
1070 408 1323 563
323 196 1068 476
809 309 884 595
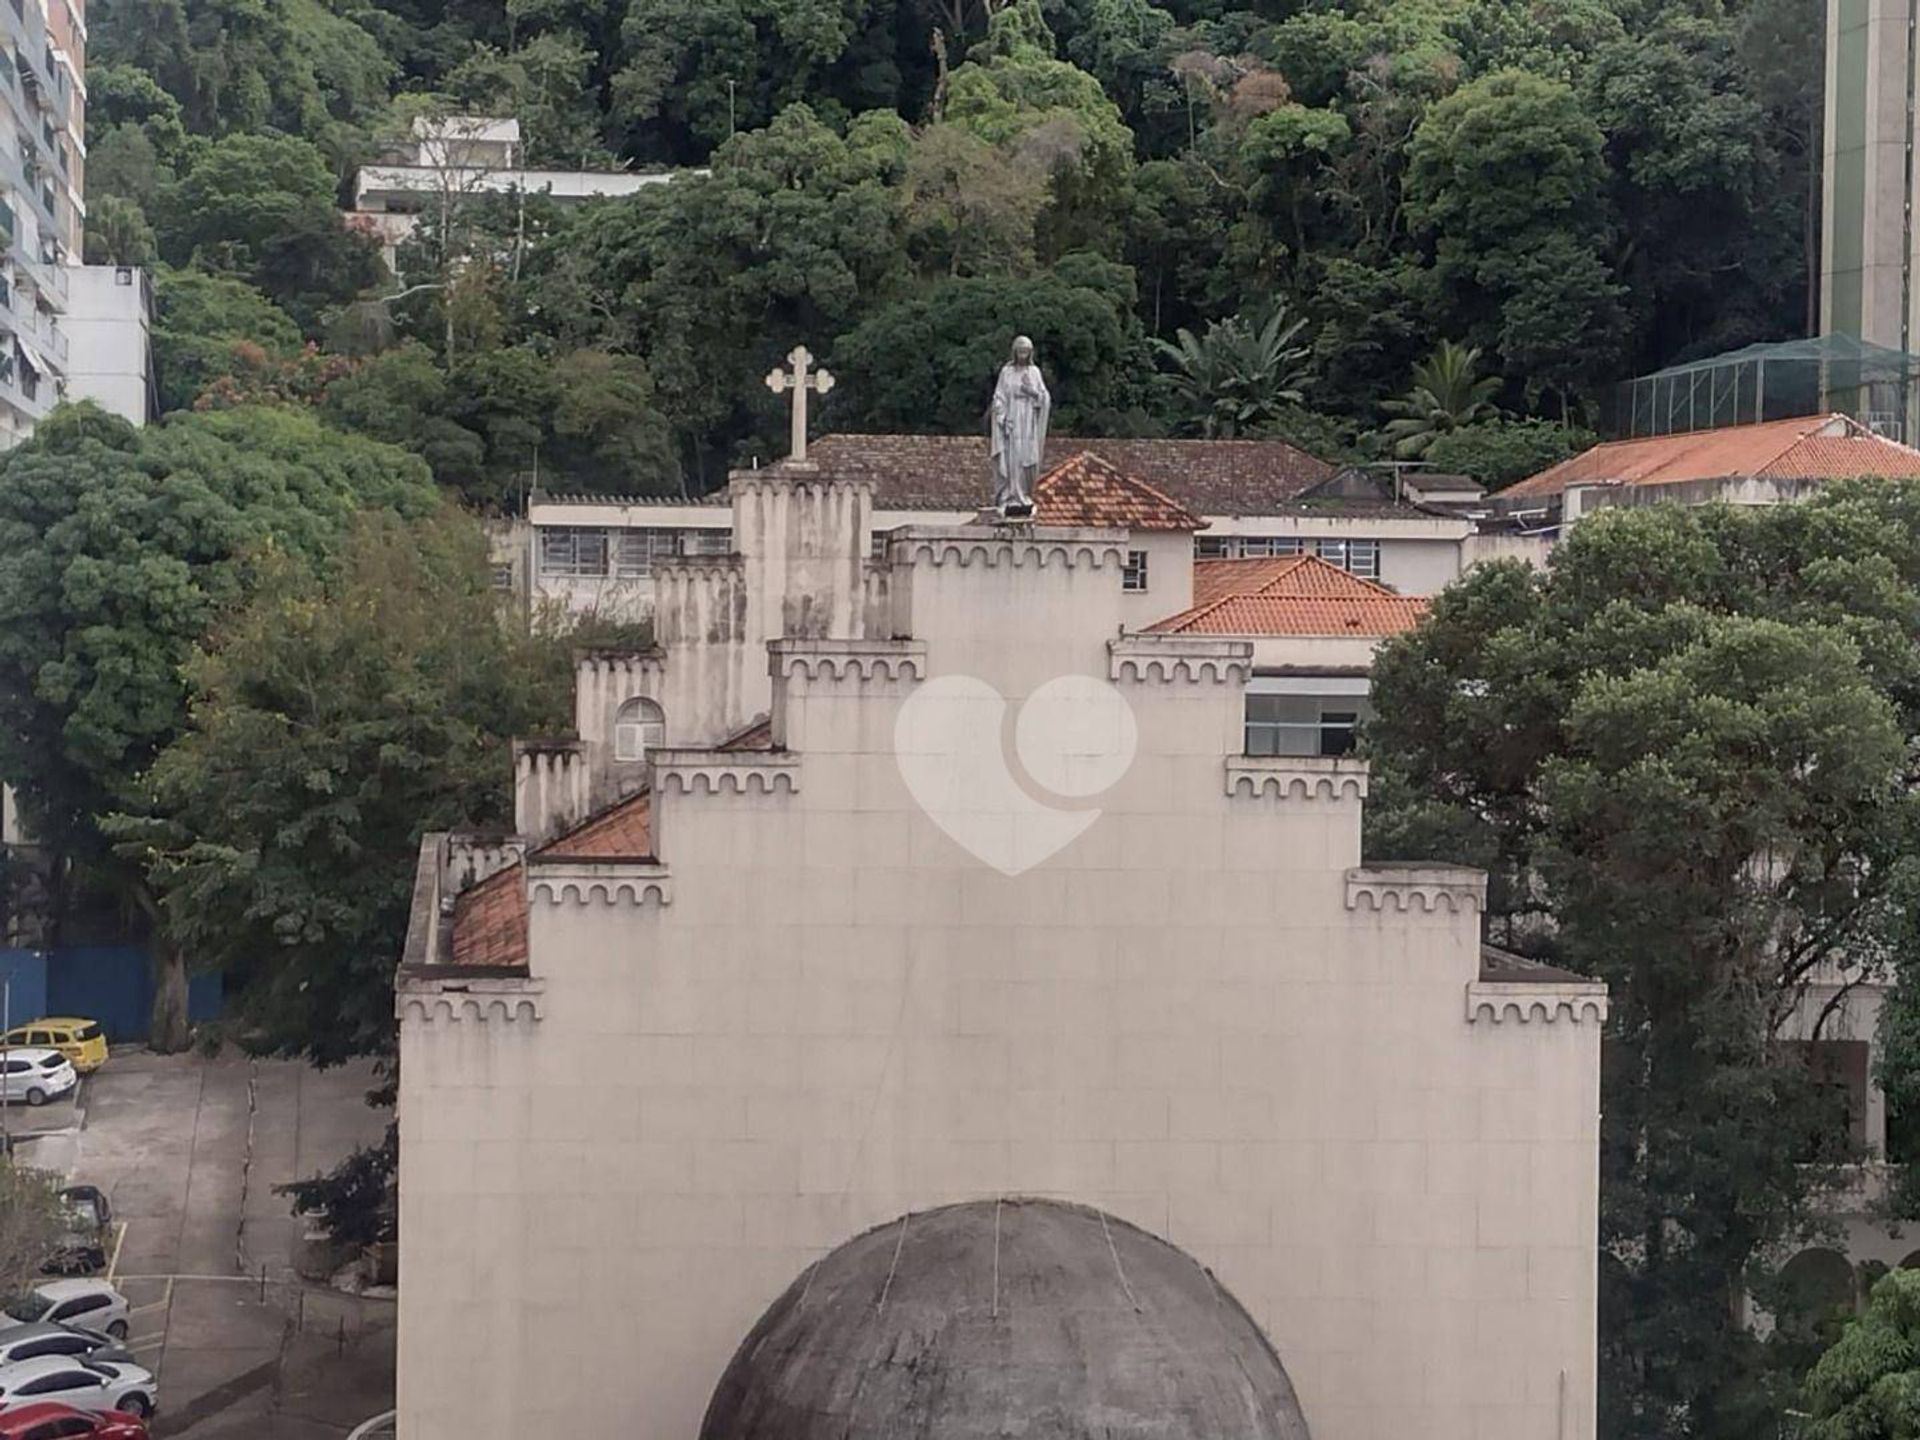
1150 555 1429 637
699 1198 1313 1440
756 433 1337 514
447 789 656 968
1032 451 1204 530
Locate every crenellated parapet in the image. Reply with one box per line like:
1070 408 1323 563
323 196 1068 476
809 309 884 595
655 558 749 649
514 740 592 845
1465 980 1608 1026
1345 864 1486 915
886 525 1128 572
769 638 928 684
1225 756 1369 801
527 858 673 908
652 750 800 796
1111 635 1253 685
397 970 545 1025
574 648 666 745
443 832 525 894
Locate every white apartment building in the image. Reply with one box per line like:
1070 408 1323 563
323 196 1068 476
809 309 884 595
0 0 83 446
349 115 681 272
63 260 151 424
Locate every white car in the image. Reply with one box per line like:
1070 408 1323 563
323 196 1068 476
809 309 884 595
0 1049 76 1107
0 1282 129 1339
0 1355 156 1417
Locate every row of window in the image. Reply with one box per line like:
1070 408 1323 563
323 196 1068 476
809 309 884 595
1196 535 1382 579
537 528 1384 581
539 526 731 580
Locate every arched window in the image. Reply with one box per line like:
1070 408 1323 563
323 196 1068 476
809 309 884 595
614 697 665 762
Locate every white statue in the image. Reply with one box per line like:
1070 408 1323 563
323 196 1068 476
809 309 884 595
990 335 1050 516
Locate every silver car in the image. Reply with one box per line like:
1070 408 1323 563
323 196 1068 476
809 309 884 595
0 1354 157 1417
0 1321 134 1368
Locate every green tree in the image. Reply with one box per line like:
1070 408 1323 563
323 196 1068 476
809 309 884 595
112 508 569 1064
830 252 1148 434
0 405 438 1049
1404 69 1626 405
150 268 304 415
1425 416 1596 490
157 133 385 329
1802 1268 1920 1440
0 1165 63 1300
1152 300 1312 437
1378 341 1501 457
1364 491 1920 1440
83 196 158 267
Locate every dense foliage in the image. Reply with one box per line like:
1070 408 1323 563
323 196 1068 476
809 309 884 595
1803 1269 1920 1440
85 0 1820 496
1363 488 1920 1440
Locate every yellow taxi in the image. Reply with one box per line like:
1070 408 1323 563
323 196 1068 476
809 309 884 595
2 1017 108 1073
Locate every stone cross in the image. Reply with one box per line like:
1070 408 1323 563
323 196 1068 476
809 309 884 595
765 345 835 464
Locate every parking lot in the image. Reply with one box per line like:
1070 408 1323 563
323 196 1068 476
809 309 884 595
8 1051 396 1437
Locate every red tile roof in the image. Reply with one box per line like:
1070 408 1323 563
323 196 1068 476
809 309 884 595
759 434 1337 514
1031 452 1204 530
1501 414 1920 498
539 790 653 860
446 790 656 969
1150 555 1429 637
449 866 528 969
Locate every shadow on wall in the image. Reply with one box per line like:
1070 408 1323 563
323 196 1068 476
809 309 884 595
0 946 221 1041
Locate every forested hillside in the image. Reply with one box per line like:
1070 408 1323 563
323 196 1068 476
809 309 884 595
85 0 1822 498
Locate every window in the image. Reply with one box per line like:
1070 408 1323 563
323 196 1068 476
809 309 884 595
611 529 684 578
1244 695 1370 757
26 1029 49 1045
1241 537 1304 559
489 564 514 592
1315 538 1381 579
27 1418 101 1438
53 1295 106 1323
613 697 666 762
539 527 609 579
1196 536 1233 558
681 529 733 556
1122 550 1149 592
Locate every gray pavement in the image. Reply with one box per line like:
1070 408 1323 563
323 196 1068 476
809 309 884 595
49 1051 396 1439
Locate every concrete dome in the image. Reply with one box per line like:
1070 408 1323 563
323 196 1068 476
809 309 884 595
699 1198 1313 1440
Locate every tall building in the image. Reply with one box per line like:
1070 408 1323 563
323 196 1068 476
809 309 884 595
1821 0 1920 431
0 0 82 446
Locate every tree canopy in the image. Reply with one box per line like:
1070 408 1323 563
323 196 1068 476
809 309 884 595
1363 488 1920 1440
80 0 1818 482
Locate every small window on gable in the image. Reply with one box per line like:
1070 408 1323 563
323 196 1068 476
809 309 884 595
614 697 666 762
1122 550 1149 592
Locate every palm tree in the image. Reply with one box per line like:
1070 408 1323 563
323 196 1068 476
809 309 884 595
1379 341 1502 458
1154 301 1313 438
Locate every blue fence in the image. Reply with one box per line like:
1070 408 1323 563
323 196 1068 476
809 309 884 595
0 946 222 1042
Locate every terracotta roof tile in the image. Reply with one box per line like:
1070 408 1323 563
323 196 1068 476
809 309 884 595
538 789 653 860
1501 414 1920 498
718 718 774 751
757 434 1337 514
1031 452 1204 530
449 865 528 969
1150 555 1429 637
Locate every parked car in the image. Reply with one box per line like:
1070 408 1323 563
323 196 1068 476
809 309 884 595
0 1327 132 1371
0 1285 129 1341
0 1022 106 1076
0 1357 155 1418
0 1402 147 1438
42 1191 111 1277
0 1052 76 1109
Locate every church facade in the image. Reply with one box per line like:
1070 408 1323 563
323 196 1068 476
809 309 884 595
396 450 1606 1440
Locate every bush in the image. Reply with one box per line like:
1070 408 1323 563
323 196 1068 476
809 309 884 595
1424 417 1596 492
278 1127 396 1249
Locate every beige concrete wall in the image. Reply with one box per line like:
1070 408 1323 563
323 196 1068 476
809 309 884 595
399 517 1603 1440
